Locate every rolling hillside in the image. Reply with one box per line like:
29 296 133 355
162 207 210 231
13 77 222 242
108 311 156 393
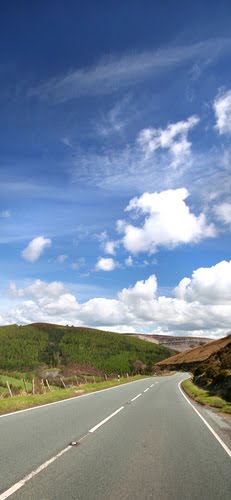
156 333 231 401
0 323 176 375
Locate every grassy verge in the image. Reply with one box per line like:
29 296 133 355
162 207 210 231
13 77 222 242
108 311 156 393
181 378 231 414
0 375 148 416
0 374 32 391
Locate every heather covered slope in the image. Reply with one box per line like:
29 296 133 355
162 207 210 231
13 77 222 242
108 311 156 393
0 323 175 375
156 334 231 401
156 335 231 366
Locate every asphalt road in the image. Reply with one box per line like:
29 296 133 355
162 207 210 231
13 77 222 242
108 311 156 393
0 374 230 499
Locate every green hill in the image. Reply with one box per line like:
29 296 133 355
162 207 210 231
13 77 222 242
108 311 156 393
0 323 176 375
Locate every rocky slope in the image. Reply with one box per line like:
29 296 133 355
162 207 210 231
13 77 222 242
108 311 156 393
124 333 213 352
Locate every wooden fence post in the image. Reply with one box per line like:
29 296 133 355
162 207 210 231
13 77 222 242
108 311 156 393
23 378 28 393
60 377 66 388
45 379 51 391
6 380 13 397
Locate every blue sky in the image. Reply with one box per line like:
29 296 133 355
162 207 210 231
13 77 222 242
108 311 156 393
0 1 231 337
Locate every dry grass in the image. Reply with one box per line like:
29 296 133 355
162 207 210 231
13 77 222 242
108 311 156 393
157 335 231 366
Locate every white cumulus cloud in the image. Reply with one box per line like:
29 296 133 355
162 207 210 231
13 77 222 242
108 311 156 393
174 260 231 304
21 236 52 262
79 298 129 326
95 257 117 272
118 275 157 305
9 279 66 299
118 188 215 254
1 262 231 337
214 89 231 134
104 240 118 255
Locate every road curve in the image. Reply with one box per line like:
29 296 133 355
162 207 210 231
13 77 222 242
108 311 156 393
0 373 230 499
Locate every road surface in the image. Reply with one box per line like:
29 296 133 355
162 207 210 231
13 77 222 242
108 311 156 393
0 373 230 499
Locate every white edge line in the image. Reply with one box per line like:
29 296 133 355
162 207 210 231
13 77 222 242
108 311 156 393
178 380 231 459
89 406 124 433
144 388 149 393
0 445 72 500
0 377 154 419
131 393 142 402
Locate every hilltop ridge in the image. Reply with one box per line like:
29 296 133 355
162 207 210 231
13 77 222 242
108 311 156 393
0 322 176 375
123 333 213 352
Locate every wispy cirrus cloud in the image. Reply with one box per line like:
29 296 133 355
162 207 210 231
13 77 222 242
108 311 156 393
214 88 231 134
72 114 199 193
95 96 132 137
70 104 231 216
138 116 199 166
29 38 231 102
214 202 231 226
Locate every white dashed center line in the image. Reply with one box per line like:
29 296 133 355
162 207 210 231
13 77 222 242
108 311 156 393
89 406 124 433
131 393 142 402
0 382 155 499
